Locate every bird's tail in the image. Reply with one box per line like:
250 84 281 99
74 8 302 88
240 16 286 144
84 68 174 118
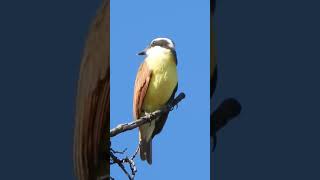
140 139 152 165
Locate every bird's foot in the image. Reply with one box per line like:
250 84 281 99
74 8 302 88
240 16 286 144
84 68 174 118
144 112 154 126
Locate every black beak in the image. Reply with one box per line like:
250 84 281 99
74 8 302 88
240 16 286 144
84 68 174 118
137 51 146 55
137 47 148 55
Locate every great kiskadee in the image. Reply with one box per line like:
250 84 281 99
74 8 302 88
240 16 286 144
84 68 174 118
133 37 178 165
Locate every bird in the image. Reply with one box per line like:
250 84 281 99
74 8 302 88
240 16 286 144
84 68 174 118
133 37 178 165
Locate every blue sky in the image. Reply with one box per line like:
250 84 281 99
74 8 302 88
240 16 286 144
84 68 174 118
110 0 210 179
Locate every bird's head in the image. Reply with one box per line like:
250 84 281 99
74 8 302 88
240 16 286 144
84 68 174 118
138 37 175 56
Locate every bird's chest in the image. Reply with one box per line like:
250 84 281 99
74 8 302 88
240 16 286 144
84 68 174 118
142 55 177 112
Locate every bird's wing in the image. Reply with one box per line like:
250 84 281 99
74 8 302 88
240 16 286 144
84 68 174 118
133 61 153 164
133 62 152 119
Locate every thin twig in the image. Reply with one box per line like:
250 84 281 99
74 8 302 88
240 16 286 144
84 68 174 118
110 151 133 180
109 146 140 180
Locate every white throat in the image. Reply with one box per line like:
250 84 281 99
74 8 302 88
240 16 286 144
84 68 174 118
144 46 175 71
146 46 171 60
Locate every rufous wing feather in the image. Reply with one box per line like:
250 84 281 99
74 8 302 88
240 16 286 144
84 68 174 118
133 62 153 164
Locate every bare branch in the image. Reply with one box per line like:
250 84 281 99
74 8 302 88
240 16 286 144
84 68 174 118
109 146 140 180
109 92 185 179
110 92 186 137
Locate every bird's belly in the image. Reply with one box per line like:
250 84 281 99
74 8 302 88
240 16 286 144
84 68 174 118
142 64 177 112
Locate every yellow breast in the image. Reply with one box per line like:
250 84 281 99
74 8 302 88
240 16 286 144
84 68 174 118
142 47 178 112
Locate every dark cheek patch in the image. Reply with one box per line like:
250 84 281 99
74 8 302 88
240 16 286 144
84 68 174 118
159 40 169 48
151 40 170 49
